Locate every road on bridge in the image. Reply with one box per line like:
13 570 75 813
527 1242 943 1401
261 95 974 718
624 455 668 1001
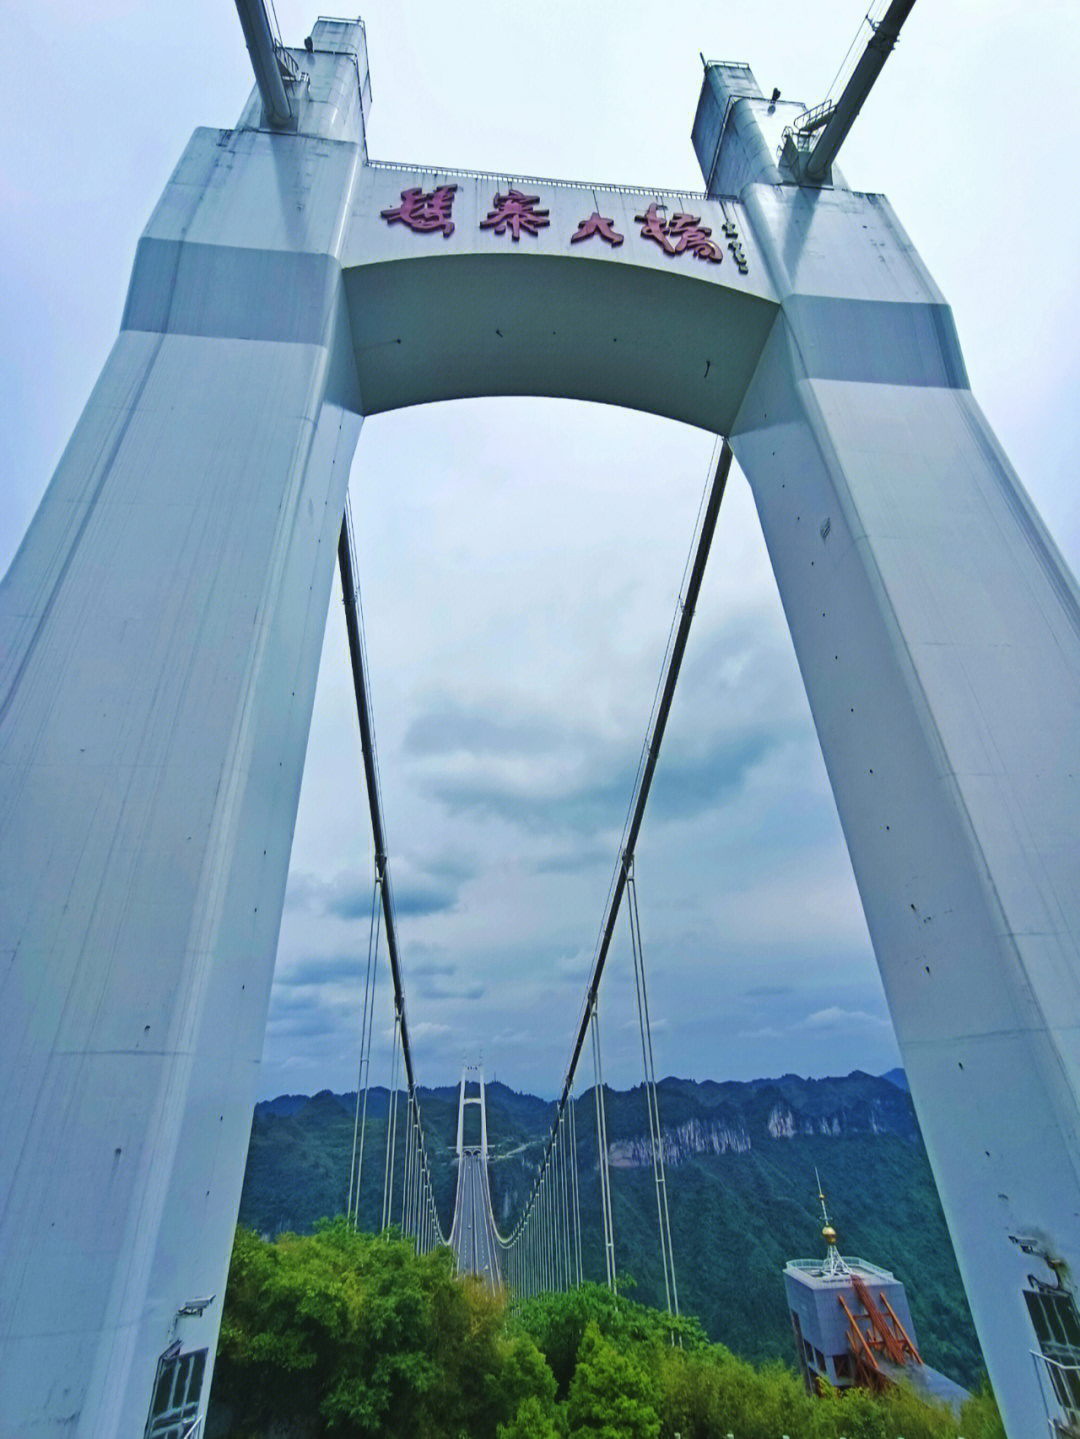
449 1149 501 1291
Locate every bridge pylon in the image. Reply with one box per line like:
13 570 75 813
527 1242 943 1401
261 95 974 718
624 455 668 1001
455 1062 489 1162
450 1065 500 1290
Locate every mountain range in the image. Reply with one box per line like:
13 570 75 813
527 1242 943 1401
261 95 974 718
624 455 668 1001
237 1069 983 1387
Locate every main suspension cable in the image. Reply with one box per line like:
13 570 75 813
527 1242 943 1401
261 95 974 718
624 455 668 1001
339 501 448 1249
559 439 731 1117
502 440 732 1287
342 437 730 1283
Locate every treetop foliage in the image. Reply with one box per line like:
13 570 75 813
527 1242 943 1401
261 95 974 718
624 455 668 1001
208 1222 1005 1439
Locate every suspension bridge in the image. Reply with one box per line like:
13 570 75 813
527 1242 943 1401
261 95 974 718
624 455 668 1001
335 421 713 1309
2 2 1079 1436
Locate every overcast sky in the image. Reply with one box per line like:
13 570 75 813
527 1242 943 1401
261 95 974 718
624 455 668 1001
3 1 1079 1100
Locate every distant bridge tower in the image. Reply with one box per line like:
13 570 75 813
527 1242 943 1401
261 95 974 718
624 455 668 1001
450 1065 500 1289
456 1063 489 1162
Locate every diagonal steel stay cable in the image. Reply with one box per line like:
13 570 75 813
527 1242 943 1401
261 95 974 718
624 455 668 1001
338 499 448 1246
569 432 723 1055
509 439 733 1246
627 862 679 1318
347 876 382 1224
825 1 892 108
382 1011 401 1232
514 438 724 1262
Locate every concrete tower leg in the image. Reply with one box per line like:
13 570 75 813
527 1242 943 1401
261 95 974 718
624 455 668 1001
479 1064 488 1163
0 25 368 1435
698 67 1080 1438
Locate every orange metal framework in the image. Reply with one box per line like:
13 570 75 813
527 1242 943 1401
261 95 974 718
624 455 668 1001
837 1275 923 1391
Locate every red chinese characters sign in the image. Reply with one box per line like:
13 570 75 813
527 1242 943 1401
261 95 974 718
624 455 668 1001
380 185 459 237
634 203 722 262
479 189 550 241
378 185 748 273
570 212 624 247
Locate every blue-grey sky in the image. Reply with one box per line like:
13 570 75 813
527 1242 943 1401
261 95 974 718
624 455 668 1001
3 2 1078 1099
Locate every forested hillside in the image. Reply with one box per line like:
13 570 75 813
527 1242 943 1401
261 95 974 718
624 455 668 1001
237 1071 984 1387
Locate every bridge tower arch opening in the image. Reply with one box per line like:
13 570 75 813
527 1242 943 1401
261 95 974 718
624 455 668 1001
1 15 1078 1439
450 1065 500 1289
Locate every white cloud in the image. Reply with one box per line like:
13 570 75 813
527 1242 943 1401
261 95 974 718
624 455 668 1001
799 1007 893 1034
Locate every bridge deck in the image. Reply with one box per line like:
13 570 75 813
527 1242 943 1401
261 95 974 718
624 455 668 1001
449 1149 501 1292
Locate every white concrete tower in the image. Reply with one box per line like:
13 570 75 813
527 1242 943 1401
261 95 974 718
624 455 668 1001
696 61 1080 1438
0 20 370 1437
455 1063 487 1159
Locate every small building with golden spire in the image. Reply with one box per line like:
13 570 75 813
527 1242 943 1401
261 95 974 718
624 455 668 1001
783 1175 968 1411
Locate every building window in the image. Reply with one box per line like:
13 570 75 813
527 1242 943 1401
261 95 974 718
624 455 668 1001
144 1345 207 1439
1025 1289 1080 1415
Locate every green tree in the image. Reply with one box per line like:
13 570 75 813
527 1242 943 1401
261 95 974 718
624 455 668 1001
213 1220 506 1438
566 1321 660 1439
650 1342 737 1439
518 1283 705 1399
488 1333 559 1427
497 1394 563 1439
518 1287 626 1398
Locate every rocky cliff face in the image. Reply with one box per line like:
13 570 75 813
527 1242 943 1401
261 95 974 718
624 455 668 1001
609 1116 751 1167
603 1071 919 1168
